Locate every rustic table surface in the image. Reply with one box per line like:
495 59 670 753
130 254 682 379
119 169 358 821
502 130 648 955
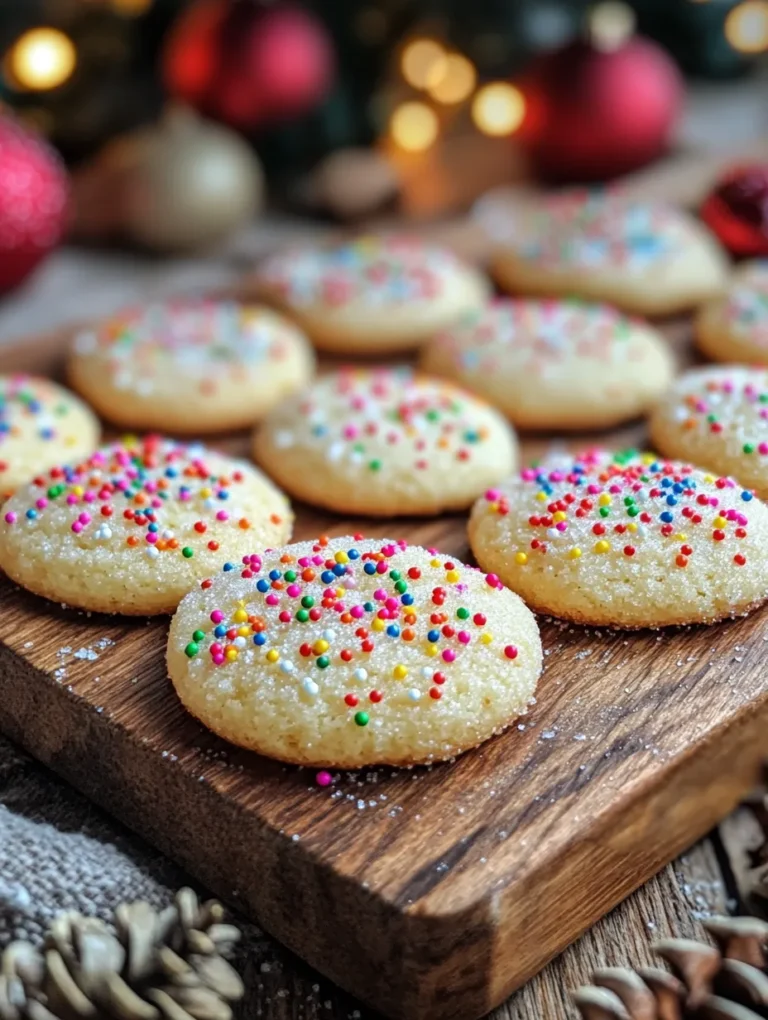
1 76 767 1019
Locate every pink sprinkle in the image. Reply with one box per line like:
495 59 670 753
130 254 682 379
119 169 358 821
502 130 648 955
384 597 399 611
381 544 396 556
376 561 387 573
78 512 91 525
521 468 537 481
83 491 96 503
298 557 310 567
4 511 16 524
760 443 768 455
485 572 500 588
146 532 158 544
216 510 228 521
151 498 162 509
211 610 224 623
457 631 471 645
374 588 387 601
504 645 518 659
316 770 332 787
442 649 457 663
279 610 291 623
210 643 223 656
66 494 78 505
35 498 47 510
485 488 501 501
312 555 324 565
71 521 83 534
351 605 364 618
342 424 358 439
212 654 225 666
266 593 279 606
286 584 301 597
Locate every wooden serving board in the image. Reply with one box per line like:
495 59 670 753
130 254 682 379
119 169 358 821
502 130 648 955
0 325 767 1020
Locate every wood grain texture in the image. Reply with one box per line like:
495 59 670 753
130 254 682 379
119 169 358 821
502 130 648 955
0 327 767 1020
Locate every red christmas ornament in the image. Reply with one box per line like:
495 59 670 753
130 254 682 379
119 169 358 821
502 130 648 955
701 165 768 257
163 0 335 129
0 117 68 293
520 30 683 182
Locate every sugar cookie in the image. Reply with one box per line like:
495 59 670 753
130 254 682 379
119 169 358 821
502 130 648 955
253 367 518 516
421 298 675 431
0 437 292 615
68 298 315 434
650 365 768 498
251 235 490 355
167 536 542 767
696 260 768 364
468 449 768 628
479 190 728 317
0 375 99 496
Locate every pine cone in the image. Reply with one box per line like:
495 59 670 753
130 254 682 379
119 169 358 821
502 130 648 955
572 915 768 1020
0 888 244 1020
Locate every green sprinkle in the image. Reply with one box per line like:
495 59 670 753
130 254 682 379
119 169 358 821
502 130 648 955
316 655 330 669
184 643 198 658
744 442 756 454
627 505 639 517
389 570 401 580
425 409 440 422
284 570 297 582
456 607 469 619
301 595 314 608
623 496 634 507
192 630 205 642
369 459 382 472
296 609 310 622
394 580 407 593
599 507 610 518
354 711 369 727
182 547 194 558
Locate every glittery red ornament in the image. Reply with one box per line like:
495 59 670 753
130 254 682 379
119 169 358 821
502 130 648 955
701 164 768 257
521 35 683 182
163 0 335 129
0 117 68 292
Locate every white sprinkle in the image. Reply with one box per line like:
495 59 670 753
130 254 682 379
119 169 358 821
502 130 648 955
322 628 336 642
407 688 421 701
302 677 319 696
421 666 434 679
280 659 295 673
353 667 368 682
233 636 247 649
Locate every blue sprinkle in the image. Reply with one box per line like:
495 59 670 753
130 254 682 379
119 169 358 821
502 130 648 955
214 624 227 638
253 633 267 646
386 624 400 638
660 511 674 523
348 548 360 559
427 629 440 642
165 467 177 478
661 477 672 488
673 482 684 493
363 562 376 575
256 579 270 592
333 563 347 576
666 495 677 506
269 569 281 580
742 490 753 501
401 593 414 606
223 562 234 572
363 601 374 612
26 509 37 520
218 490 229 500
148 522 159 532
321 570 335 584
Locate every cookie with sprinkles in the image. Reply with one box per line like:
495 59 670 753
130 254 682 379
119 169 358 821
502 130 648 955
0 375 99 496
468 449 768 628
68 298 315 434
650 365 768 498
253 367 518 516
477 189 728 317
696 260 768 365
420 298 675 431
0 436 293 615
167 536 542 767
251 234 490 355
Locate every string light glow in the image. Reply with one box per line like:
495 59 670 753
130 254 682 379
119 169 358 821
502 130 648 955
428 53 476 104
390 101 439 152
401 39 448 90
8 28 76 91
471 83 526 137
725 0 768 52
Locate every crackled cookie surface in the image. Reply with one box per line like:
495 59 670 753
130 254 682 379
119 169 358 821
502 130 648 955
650 365 768 498
0 437 292 615
0 375 99 494
468 449 768 628
253 367 518 516
480 190 728 316
252 235 490 354
167 536 542 767
68 298 314 434
696 261 768 364
421 298 674 431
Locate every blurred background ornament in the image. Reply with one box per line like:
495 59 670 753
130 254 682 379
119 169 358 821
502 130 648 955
701 164 768 257
519 1 684 182
71 106 263 251
0 113 69 293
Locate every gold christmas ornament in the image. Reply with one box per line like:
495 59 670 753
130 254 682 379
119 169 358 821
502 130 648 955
0 887 244 1020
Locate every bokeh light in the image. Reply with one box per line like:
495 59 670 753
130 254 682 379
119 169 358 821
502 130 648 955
725 0 768 52
110 0 154 14
428 53 476 104
401 39 447 90
8 28 76 91
390 101 439 152
587 1 636 50
471 83 526 137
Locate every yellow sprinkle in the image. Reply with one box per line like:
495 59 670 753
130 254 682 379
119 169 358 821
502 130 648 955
703 474 715 483
430 557 441 567
266 649 279 663
627 523 637 533
713 516 726 528
372 618 385 632
237 626 250 638
226 649 238 662
313 639 329 654
514 551 528 565
552 511 567 523
598 493 611 507
334 550 349 564
641 453 656 465
335 587 345 598
393 664 408 679
233 608 248 623
535 491 547 502
674 533 687 542
200 487 212 498
569 547 582 559
594 540 610 554
480 632 493 644
426 644 438 656
487 501 498 512
446 569 460 583
71 485 83 496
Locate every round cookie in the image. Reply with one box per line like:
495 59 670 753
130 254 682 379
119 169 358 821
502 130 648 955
0 437 293 615
0 375 99 496
650 365 768 498
421 298 675 431
68 298 315 434
696 260 768 364
253 367 518 516
468 449 768 628
478 190 728 317
251 234 490 355
167 536 542 767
